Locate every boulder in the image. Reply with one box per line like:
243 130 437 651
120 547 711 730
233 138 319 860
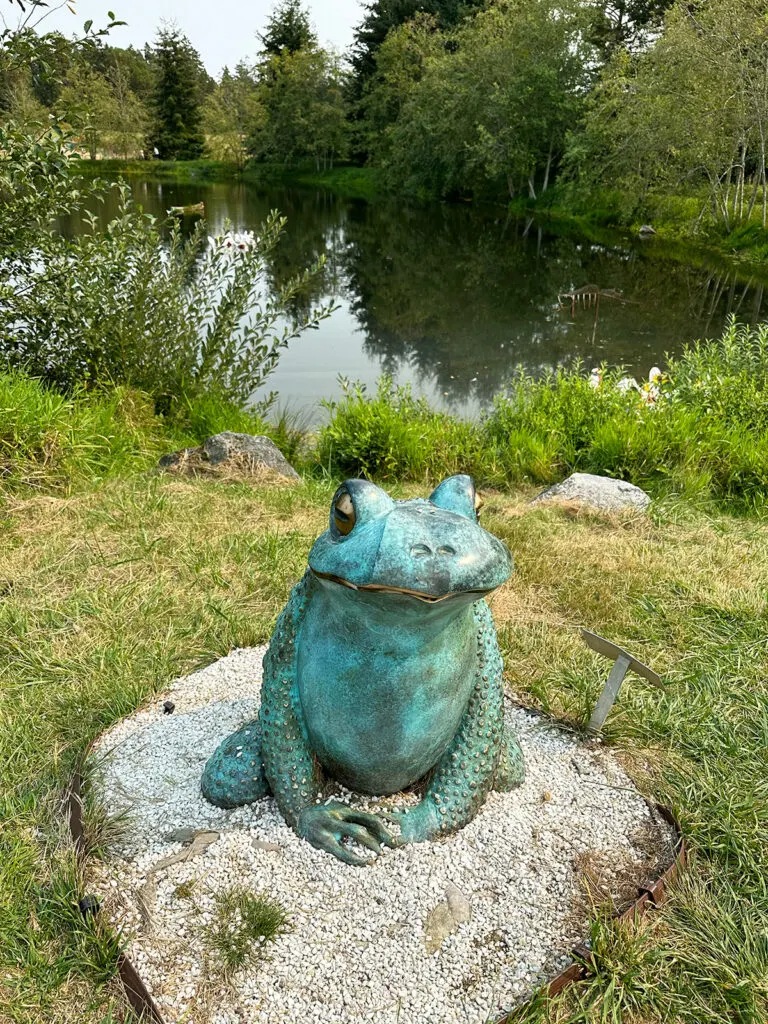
530 472 651 512
158 431 299 480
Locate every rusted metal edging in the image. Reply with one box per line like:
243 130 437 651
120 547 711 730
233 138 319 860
64 763 167 1024
508 802 686 1016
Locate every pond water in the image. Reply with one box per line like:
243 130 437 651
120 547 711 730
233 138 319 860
68 177 768 422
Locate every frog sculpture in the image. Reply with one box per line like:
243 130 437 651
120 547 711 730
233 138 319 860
201 475 524 864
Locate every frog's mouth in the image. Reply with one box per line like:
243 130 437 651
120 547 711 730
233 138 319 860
311 570 492 603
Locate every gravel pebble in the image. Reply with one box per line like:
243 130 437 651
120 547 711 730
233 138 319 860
92 647 674 1024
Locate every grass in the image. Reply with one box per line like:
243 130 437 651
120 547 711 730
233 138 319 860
76 158 382 199
0 369 290 493
202 886 289 978
0 459 766 1021
74 159 242 183
510 183 768 270
318 320 768 510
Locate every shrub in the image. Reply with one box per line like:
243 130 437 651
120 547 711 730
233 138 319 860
317 321 768 508
485 365 638 482
316 377 487 482
1 186 333 411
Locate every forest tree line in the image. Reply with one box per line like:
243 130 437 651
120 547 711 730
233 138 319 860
4 0 768 231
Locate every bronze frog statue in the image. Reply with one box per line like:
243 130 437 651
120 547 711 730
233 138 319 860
202 475 524 864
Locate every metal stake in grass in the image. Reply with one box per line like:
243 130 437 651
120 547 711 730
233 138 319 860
581 629 662 734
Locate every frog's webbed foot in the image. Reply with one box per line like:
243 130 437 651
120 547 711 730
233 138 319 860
494 727 525 792
297 802 401 866
201 720 271 809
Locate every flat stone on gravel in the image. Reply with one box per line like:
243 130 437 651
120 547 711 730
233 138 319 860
90 647 675 1024
530 472 651 512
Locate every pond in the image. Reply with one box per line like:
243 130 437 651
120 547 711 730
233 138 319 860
68 177 768 422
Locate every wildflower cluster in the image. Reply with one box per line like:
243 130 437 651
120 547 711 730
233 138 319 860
209 230 258 254
588 365 673 408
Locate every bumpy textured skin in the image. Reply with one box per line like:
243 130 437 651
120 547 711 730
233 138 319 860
202 583 523 840
258 570 324 827
200 721 270 808
399 600 523 841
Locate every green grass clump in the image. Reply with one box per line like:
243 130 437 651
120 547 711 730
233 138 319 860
0 370 275 493
316 376 488 482
318 320 768 509
203 886 289 978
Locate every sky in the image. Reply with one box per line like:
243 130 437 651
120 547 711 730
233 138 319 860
24 0 364 76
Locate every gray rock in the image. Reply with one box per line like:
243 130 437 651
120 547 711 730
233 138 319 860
424 884 472 954
158 432 299 480
163 826 199 845
530 472 651 512
157 448 199 470
203 432 299 478
445 883 471 924
251 839 281 853
638 224 656 237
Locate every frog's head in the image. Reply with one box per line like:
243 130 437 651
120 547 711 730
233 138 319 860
309 475 512 607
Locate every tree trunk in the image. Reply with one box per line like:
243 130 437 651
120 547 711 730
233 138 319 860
733 142 745 222
528 173 537 200
506 174 515 200
542 143 553 193
723 160 733 221
747 172 761 222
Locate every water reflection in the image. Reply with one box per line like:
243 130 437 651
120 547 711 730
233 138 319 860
61 176 768 420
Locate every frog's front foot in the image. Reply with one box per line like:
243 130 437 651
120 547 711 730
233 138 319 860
297 802 400 866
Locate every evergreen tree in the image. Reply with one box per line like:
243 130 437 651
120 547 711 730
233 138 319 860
259 0 316 58
586 0 674 55
148 27 206 160
351 0 481 88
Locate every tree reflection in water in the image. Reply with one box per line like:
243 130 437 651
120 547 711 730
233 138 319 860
61 178 768 415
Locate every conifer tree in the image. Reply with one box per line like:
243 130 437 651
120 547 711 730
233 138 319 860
148 27 205 159
351 0 481 87
259 0 316 58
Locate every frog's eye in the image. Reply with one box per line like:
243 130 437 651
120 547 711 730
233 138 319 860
329 479 395 537
333 491 356 536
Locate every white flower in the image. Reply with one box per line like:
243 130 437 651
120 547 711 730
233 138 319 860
210 230 257 255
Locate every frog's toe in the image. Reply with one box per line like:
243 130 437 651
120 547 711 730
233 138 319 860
201 721 271 809
495 729 525 791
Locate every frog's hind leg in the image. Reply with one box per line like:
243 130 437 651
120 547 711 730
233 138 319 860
494 728 524 792
201 719 271 809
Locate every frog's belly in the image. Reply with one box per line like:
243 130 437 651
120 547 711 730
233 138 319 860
296 603 477 794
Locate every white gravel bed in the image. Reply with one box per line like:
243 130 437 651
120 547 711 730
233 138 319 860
91 647 675 1024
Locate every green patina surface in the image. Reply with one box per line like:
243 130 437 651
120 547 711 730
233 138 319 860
202 474 524 864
